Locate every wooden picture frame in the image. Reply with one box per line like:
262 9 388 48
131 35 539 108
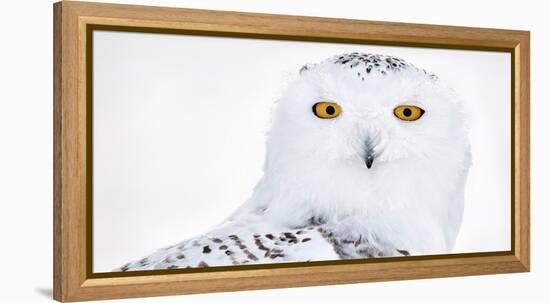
53 1 530 301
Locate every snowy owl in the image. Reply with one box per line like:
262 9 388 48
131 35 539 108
117 53 471 272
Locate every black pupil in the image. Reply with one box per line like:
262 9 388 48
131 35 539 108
326 105 335 115
403 108 412 117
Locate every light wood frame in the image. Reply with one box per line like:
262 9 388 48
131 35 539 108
53 1 530 301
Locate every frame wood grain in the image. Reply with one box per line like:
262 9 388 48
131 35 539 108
53 1 530 301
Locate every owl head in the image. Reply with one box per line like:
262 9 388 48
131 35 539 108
258 53 471 238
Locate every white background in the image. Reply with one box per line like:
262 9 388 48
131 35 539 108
92 31 511 272
0 0 547 302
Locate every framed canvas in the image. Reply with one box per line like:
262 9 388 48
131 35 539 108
53 1 530 302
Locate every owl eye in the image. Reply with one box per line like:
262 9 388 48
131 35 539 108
312 102 342 119
393 105 425 121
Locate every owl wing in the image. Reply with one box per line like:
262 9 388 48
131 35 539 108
116 220 341 272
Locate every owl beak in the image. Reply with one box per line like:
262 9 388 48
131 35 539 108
364 138 376 169
365 154 374 169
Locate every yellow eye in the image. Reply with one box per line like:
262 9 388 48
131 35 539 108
312 102 342 119
393 105 425 121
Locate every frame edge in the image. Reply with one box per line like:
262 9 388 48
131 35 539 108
515 31 530 271
53 1 64 301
